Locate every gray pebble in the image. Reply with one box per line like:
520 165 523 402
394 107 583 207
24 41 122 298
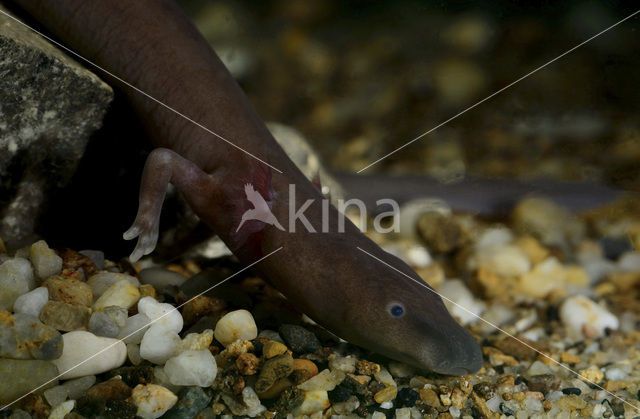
163 386 214 419
89 311 120 338
279 324 321 354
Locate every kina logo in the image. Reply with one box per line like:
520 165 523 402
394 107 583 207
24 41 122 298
236 184 285 232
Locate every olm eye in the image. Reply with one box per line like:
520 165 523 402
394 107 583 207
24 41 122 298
388 303 405 318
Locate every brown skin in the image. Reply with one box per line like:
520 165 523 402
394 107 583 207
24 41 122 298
14 0 482 374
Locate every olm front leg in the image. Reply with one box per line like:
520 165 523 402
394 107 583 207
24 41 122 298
123 148 216 261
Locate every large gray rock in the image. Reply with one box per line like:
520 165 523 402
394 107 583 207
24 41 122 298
0 5 113 248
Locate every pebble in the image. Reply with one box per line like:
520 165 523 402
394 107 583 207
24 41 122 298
214 309 257 346
164 350 218 387
131 384 178 419
86 272 140 299
64 375 97 399
332 395 359 414
138 297 184 333
561 387 582 396
374 386 398 403
127 343 142 365
374 367 396 387
328 354 357 374
512 197 585 249
103 305 128 328
118 313 152 344
328 382 353 403
279 324 321 353
0 311 63 360
396 387 419 407
438 279 485 325
52 330 126 379
79 250 104 270
43 276 92 307
89 311 120 338
417 212 469 253
476 244 531 278
0 359 59 404
559 296 619 340
528 374 560 393
241 386 267 417
163 386 213 419
181 295 226 326
0 258 34 310
48 399 75 419
236 352 260 376
256 352 294 392
39 300 91 331
297 368 345 392
292 358 319 383
12 286 48 317
43 385 69 407
578 367 604 383
176 329 214 354
262 339 288 358
356 360 380 375
93 279 141 311
138 267 188 297
292 390 330 416
44 376 94 407
30 240 62 280
139 324 181 364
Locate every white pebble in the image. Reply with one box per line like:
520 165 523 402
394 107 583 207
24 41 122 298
153 366 182 394
0 258 34 310
93 279 140 311
214 309 257 346
292 390 330 416
241 386 266 417
405 245 432 268
438 279 485 325
395 407 411 419
373 367 396 387
131 384 178 419
560 296 618 341
371 412 386 419
140 324 181 364
52 331 126 379
118 313 153 344
29 240 62 279
617 251 640 271
164 350 217 387
476 244 531 277
486 395 502 412
138 297 183 334
605 365 629 381
13 286 48 317
527 360 552 376
298 369 345 391
127 343 142 365
476 227 514 250
87 272 140 299
328 354 356 373
380 401 393 409
48 399 75 419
